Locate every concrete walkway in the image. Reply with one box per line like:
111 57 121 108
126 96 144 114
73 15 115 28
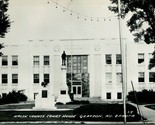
139 104 155 123
129 103 155 123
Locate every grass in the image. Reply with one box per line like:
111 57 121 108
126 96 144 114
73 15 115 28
0 102 81 110
0 102 143 122
0 103 34 110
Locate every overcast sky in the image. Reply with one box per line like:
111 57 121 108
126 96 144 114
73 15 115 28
1 0 133 45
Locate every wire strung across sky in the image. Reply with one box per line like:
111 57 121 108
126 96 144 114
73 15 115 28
47 0 117 22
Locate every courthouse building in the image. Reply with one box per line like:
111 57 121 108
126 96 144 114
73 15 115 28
0 38 155 101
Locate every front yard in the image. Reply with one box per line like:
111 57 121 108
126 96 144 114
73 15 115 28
0 102 143 122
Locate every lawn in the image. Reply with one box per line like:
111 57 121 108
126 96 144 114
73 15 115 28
0 102 81 110
0 102 143 122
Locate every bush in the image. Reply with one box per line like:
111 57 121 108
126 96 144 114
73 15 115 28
127 89 155 104
0 90 27 104
66 100 90 105
55 102 64 105
73 103 142 121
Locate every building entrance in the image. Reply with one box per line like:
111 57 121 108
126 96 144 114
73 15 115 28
72 81 82 98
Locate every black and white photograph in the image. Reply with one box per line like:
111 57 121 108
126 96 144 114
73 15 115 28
0 0 155 124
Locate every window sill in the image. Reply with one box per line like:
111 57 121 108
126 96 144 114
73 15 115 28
33 83 40 85
1 66 8 68
138 63 145 66
1 84 8 86
11 66 18 68
105 64 112 66
12 84 18 86
138 82 145 84
33 66 40 68
149 82 155 84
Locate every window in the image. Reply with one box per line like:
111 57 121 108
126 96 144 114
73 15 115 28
33 56 39 65
106 54 112 64
116 54 122 64
67 55 88 73
12 74 18 83
60 90 66 94
116 73 122 83
138 72 145 82
149 72 155 82
77 86 81 94
106 73 112 84
2 74 8 83
44 74 49 83
2 56 8 66
12 55 18 66
44 56 49 65
117 92 122 99
138 53 144 64
106 92 111 99
33 74 39 83
73 86 76 94
42 90 47 98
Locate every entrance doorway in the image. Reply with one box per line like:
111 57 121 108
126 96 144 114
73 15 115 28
72 81 82 98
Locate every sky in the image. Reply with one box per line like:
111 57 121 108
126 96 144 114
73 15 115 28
0 0 133 45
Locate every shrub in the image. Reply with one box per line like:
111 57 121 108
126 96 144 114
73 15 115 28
1 90 27 104
73 103 142 121
66 100 90 105
55 102 64 105
127 89 155 104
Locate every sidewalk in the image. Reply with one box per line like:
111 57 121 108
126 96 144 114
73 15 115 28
139 104 155 123
130 103 155 123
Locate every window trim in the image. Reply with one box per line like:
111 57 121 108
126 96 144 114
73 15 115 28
105 54 112 64
12 55 18 66
33 56 40 65
138 53 144 64
12 74 18 83
44 56 50 65
2 56 8 66
44 74 49 83
2 74 8 84
149 72 155 82
106 92 111 99
33 74 39 83
138 72 145 83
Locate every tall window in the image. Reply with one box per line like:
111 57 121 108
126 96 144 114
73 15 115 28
117 92 122 99
138 53 144 64
106 73 112 84
2 74 8 84
116 73 122 83
138 72 145 82
12 55 18 66
44 74 49 83
116 54 122 64
2 56 8 66
33 56 39 65
149 72 155 82
67 55 88 73
12 74 18 83
44 56 49 65
105 54 112 64
33 74 39 83
106 92 111 99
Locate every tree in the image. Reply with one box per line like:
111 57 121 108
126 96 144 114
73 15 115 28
109 0 155 69
0 0 10 56
0 0 10 38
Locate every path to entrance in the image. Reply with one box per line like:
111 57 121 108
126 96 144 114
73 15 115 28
130 103 155 123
